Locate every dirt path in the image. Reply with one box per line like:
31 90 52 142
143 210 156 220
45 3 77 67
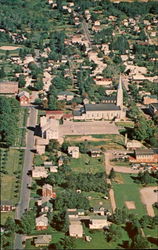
66 135 110 142
140 186 157 217
0 46 20 50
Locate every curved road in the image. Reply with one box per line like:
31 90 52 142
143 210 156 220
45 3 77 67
14 107 37 250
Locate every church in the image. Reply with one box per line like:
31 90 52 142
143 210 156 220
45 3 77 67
73 75 126 121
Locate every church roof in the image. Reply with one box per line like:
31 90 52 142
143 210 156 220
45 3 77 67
85 104 121 111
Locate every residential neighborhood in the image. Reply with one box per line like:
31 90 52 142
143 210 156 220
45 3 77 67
0 0 158 250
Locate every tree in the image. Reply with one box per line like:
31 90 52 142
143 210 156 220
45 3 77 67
5 217 16 232
19 210 35 234
48 95 58 110
131 233 150 249
46 139 60 152
18 75 26 88
56 236 74 250
0 67 6 79
105 224 122 242
109 168 116 180
34 79 44 91
61 141 70 153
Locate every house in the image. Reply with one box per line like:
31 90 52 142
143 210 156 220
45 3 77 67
0 201 16 212
41 201 53 213
0 81 18 95
93 206 105 216
67 209 78 219
17 91 30 106
130 149 158 163
35 214 48 231
57 91 74 101
89 215 109 229
34 235 52 247
32 167 48 178
42 184 56 199
143 95 158 105
50 166 58 173
63 113 73 121
68 146 80 158
46 110 64 120
35 138 49 155
44 161 53 167
40 117 59 140
149 103 158 116
90 149 102 158
77 209 85 216
58 156 64 166
93 77 112 86
69 220 83 238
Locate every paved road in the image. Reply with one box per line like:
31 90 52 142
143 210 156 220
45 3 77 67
81 17 92 48
14 107 37 250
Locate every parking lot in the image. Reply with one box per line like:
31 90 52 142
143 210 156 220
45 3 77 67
60 120 119 136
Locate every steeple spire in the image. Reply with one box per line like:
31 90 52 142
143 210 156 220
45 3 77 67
116 74 123 107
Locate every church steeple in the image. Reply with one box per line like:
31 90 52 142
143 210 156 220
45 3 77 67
116 74 123 107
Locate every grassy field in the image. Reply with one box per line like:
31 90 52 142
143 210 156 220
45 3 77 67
14 107 28 147
115 121 134 128
1 148 24 206
113 173 146 217
74 226 129 249
70 154 104 174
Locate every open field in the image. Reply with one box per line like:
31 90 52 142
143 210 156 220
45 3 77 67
70 154 104 174
60 121 119 136
14 108 28 147
66 134 125 150
113 173 147 216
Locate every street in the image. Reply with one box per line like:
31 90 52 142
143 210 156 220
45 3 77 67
14 107 37 250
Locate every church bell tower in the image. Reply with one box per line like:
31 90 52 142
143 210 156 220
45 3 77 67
116 74 123 107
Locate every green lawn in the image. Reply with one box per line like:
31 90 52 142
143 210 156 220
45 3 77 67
112 160 131 167
1 148 24 205
33 154 44 166
14 108 28 147
74 226 129 249
115 121 134 128
83 191 112 211
70 154 104 174
113 173 146 217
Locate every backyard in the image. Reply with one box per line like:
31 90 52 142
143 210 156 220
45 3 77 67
70 153 104 174
74 225 129 249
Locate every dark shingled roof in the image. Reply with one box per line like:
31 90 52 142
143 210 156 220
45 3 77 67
85 104 120 111
73 110 82 116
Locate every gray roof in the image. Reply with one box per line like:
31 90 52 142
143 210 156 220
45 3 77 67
135 149 154 156
102 96 116 101
85 104 120 111
73 110 82 116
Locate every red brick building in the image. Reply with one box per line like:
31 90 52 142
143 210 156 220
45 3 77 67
17 91 30 106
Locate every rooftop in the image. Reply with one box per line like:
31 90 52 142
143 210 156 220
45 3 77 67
85 104 120 111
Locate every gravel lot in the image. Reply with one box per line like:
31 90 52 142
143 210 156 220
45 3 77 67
60 121 119 136
140 186 158 217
